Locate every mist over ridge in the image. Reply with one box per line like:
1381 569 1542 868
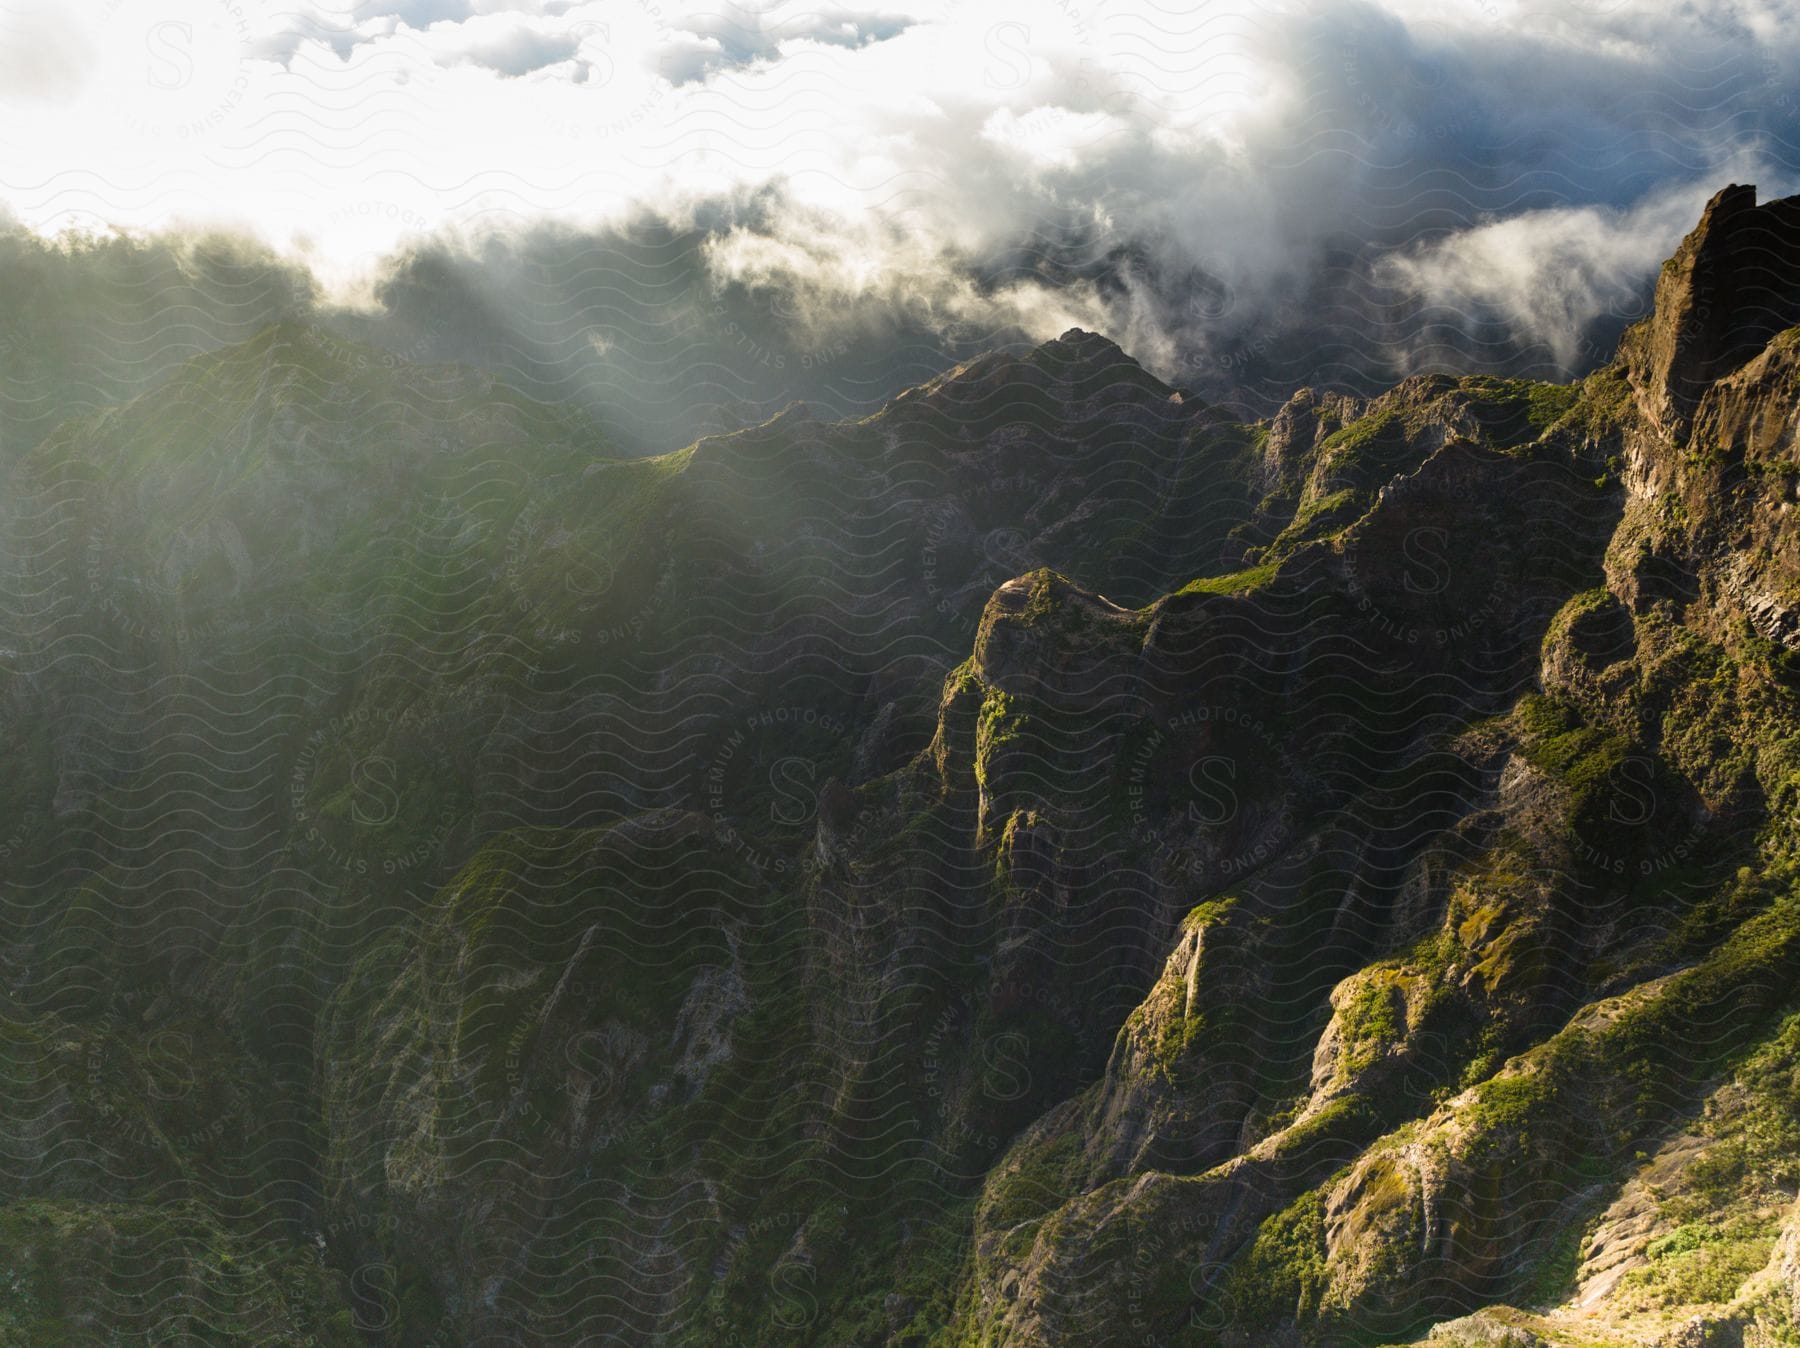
6 0 1800 451
9 3 1800 1344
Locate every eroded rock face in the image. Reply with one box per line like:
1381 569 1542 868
1425 1314 1548 1346
939 186 1800 1348
1626 183 1800 441
1600 184 1800 665
12 184 1800 1347
971 569 1147 709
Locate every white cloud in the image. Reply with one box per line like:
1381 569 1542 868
1376 178 1756 369
4 0 1800 383
0 3 101 103
399 12 580 75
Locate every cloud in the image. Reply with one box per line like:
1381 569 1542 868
0 2 99 104
0 220 316 449
1375 176 1773 372
326 0 478 24
660 3 916 83
4 0 1800 423
401 13 582 76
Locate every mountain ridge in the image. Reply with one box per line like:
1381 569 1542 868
0 188 1798 1346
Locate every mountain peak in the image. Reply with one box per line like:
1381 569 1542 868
1036 326 1131 368
1018 325 1180 399
1626 182 1800 436
882 326 1183 420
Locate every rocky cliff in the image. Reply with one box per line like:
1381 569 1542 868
1 189 1799 1346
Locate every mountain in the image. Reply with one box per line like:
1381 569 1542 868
0 186 1798 1346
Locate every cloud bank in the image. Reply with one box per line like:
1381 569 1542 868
2 0 1798 440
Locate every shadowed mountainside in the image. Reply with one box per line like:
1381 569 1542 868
1 186 1799 1345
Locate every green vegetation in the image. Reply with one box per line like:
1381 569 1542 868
975 685 1028 791
1290 486 1360 532
1620 1216 1777 1310
1336 974 1408 1075
979 1133 1085 1232
1512 692 1650 847
1178 559 1281 595
0 1199 356 1345
1569 362 1638 440
1222 1188 1330 1326
13 201 1800 1348
1320 407 1399 455
1525 381 1582 431
1454 374 1582 446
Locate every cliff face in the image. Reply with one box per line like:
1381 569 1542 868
4 189 1800 1347
932 188 1800 1347
0 318 1269 1344
1625 183 1800 442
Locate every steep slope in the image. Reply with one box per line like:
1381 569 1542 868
930 184 1800 1347
4 185 1799 1346
0 318 1264 1342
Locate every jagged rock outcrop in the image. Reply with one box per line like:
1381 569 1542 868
1625 183 1800 441
7 186 1800 1346
938 186 1800 1348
